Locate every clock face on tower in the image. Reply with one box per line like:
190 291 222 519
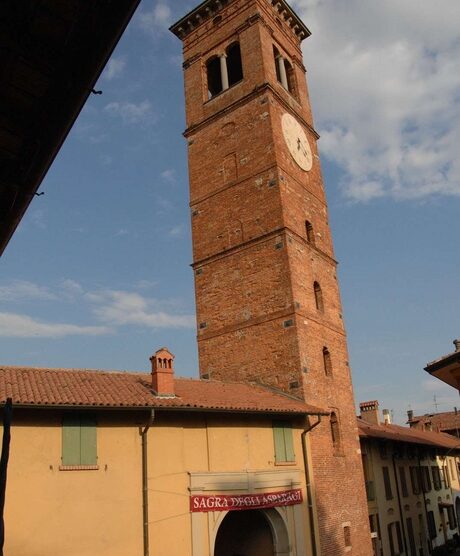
281 112 313 172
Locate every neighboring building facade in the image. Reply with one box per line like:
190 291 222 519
170 0 371 552
2 350 328 556
359 401 460 556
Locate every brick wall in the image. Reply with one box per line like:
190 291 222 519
174 1 372 553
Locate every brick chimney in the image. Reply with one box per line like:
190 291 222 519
359 401 380 425
150 348 175 396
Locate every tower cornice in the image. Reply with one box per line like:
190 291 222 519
170 0 311 42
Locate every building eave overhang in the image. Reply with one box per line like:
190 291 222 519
170 0 311 41
0 0 141 257
424 352 460 390
1 402 327 416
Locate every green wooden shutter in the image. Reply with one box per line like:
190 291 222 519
273 422 295 463
62 415 81 465
273 422 286 462
283 424 295 462
80 415 97 465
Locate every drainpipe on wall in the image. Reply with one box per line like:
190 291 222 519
302 415 322 556
140 409 155 556
392 453 409 556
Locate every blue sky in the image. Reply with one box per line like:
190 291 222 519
1 0 459 423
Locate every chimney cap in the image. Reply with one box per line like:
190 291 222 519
454 339 460 353
150 347 175 360
359 400 379 410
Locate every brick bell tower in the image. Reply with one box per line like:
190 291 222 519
171 1 371 554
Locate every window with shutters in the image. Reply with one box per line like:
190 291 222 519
382 466 393 500
427 511 437 540
273 421 295 463
432 466 442 490
387 521 403 556
399 466 409 497
61 413 97 468
421 466 431 492
444 464 451 487
410 466 421 495
447 505 457 530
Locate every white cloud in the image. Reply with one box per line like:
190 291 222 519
100 154 113 166
30 209 46 230
138 3 172 35
103 57 126 80
0 281 56 302
168 224 184 237
90 290 195 329
104 100 154 125
161 169 176 183
60 279 84 301
291 0 460 202
0 313 111 338
134 279 158 290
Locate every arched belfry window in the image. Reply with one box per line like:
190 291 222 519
206 43 243 99
273 45 297 96
226 42 243 87
323 347 332 376
313 281 324 312
206 56 222 98
330 412 341 450
305 220 315 245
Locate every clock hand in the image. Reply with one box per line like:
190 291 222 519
297 138 308 157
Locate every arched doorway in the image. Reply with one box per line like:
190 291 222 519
214 510 275 556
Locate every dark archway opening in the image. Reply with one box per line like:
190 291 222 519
214 510 275 556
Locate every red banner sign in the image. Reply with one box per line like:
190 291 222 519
190 488 303 513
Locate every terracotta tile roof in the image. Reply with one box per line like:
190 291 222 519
0 366 327 415
357 418 460 451
410 411 460 434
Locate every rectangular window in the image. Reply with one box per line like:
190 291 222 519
62 413 97 466
432 466 442 490
399 466 409 497
421 466 431 493
410 466 421 495
440 467 447 489
447 505 457 530
273 421 295 463
406 517 417 556
388 521 403 556
427 511 437 540
444 464 451 487
383 466 393 500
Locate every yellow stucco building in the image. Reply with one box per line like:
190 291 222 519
358 401 460 556
1 348 329 556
